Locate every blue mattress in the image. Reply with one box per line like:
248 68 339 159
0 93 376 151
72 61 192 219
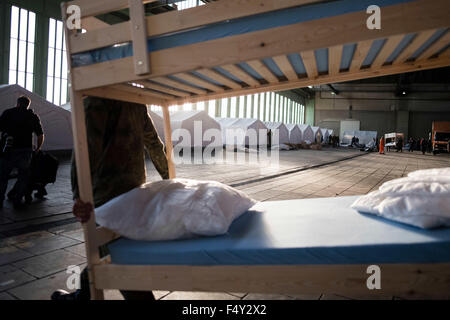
72 0 417 69
107 196 450 266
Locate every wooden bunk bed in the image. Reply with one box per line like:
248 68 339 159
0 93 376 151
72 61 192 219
62 0 450 300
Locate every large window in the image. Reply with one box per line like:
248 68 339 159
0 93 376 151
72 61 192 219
8 6 36 91
47 18 68 106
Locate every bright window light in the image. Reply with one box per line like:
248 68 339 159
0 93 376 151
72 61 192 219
47 18 68 106
8 6 36 91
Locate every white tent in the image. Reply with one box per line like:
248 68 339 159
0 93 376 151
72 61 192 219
0 85 73 151
298 124 314 144
311 126 323 143
170 110 222 147
216 117 239 145
285 124 302 144
226 118 267 147
264 121 290 147
320 128 330 144
148 109 165 143
327 129 334 136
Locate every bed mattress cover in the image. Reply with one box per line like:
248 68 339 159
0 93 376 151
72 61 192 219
107 196 450 265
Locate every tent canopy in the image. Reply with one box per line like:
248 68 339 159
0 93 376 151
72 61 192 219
320 128 330 143
264 121 289 146
0 85 73 151
151 110 221 147
227 118 268 147
285 124 303 144
311 126 323 143
298 124 314 144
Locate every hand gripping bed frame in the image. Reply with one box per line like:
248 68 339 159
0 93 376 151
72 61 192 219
62 0 450 300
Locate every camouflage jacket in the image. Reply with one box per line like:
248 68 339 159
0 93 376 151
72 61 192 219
72 97 169 207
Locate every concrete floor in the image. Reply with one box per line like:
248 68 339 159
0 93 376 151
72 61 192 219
1 147 449 300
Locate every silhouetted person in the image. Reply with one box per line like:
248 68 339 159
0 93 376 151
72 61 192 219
396 137 403 152
421 138 428 155
0 96 44 208
408 138 414 152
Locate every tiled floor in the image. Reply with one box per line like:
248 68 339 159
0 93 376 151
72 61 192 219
0 147 449 300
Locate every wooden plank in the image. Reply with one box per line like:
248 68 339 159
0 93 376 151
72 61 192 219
393 29 438 64
173 73 225 92
94 263 450 298
129 0 150 75
328 45 343 76
68 0 156 18
81 17 110 30
272 55 297 80
115 84 173 100
136 80 191 97
162 105 176 179
221 64 260 86
371 34 405 68
349 40 373 72
83 85 166 105
300 50 318 78
62 2 104 300
72 0 450 91
70 0 327 54
195 68 243 89
152 77 207 95
167 55 450 105
415 30 450 60
247 60 279 83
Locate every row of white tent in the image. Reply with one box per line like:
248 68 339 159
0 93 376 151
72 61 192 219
0 84 333 151
149 109 334 148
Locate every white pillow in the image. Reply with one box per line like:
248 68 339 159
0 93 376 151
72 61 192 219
95 179 257 241
351 167 450 229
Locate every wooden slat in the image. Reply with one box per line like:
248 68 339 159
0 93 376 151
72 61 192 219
393 29 438 64
94 263 450 299
70 0 327 54
300 50 318 78
328 45 343 76
152 77 207 95
349 40 373 71
173 73 225 92
168 55 450 105
83 85 166 105
195 68 242 89
247 60 279 83
221 64 260 86
416 30 450 60
371 34 405 68
113 84 173 100
72 0 450 91
272 55 298 80
129 0 150 75
135 80 191 97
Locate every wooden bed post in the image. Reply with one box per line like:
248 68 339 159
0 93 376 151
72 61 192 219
129 0 150 75
162 104 176 178
62 3 104 300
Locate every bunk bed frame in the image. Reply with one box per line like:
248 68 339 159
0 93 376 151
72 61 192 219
61 0 450 300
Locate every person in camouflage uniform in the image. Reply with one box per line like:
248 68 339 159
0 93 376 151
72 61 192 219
52 97 169 300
